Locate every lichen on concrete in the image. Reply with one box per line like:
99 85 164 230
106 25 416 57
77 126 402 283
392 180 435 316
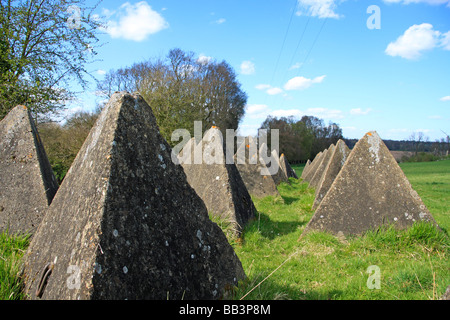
22 92 245 300
179 129 256 236
0 105 58 235
234 137 280 199
303 131 440 236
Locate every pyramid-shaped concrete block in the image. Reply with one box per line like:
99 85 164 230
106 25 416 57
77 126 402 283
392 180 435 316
308 144 335 189
22 92 245 300
0 106 58 235
234 138 280 199
235 136 258 166
303 131 439 236
259 143 289 185
179 128 256 235
305 149 328 184
271 149 289 184
301 151 323 182
312 140 350 209
280 154 298 179
301 159 311 179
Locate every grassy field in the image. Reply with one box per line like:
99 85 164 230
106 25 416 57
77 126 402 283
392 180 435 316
229 160 450 300
0 160 449 300
399 160 450 232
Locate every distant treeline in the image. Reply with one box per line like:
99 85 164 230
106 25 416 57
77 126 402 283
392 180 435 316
258 115 449 163
258 115 344 164
343 138 450 154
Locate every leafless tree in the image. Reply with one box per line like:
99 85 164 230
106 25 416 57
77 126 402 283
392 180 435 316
97 48 247 146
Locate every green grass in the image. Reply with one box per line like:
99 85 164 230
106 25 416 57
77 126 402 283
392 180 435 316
399 160 450 232
0 160 448 300
0 231 30 300
229 160 450 300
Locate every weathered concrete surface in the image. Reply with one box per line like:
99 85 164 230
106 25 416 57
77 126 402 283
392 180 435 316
272 149 289 184
303 131 439 236
303 150 325 183
280 154 298 179
22 92 245 300
308 144 335 189
259 143 289 185
179 128 256 235
441 285 450 300
312 140 349 209
235 136 258 166
234 138 280 199
0 106 58 235
301 151 323 182
302 159 311 178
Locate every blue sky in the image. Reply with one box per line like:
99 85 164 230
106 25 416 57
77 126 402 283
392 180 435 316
70 0 450 141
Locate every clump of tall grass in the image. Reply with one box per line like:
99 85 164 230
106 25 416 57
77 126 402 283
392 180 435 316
0 231 30 300
356 221 449 252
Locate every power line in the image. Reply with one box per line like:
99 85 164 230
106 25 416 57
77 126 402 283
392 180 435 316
275 14 312 97
295 17 328 78
286 15 311 75
268 0 299 87
276 17 328 111
261 0 299 110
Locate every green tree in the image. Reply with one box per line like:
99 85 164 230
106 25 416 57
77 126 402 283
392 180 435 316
38 110 99 183
97 48 247 146
259 115 343 162
0 0 103 121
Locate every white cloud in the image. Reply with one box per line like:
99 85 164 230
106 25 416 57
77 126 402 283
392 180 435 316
53 106 85 124
440 96 450 101
237 124 261 137
255 84 284 95
383 0 450 6
270 109 304 118
96 69 106 76
441 31 450 50
306 107 344 119
214 18 226 24
266 87 284 95
385 23 441 59
245 104 271 119
269 107 344 120
289 62 303 70
428 115 442 119
350 108 372 115
296 0 341 19
101 8 116 19
240 61 255 75
104 1 169 42
284 75 326 91
255 84 271 90
415 128 431 134
197 55 213 65
246 104 269 114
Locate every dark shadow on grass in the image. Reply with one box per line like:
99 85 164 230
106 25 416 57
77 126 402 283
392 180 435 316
236 274 346 300
245 211 307 240
280 196 299 205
